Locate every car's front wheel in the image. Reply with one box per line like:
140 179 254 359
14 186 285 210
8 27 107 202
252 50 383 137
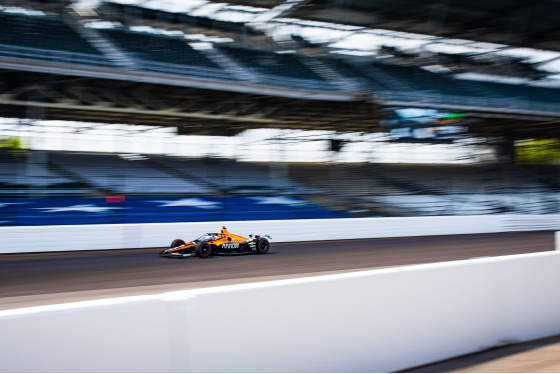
256 237 269 254
195 241 212 258
171 239 186 248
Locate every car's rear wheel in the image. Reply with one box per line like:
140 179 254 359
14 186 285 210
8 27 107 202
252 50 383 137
256 237 269 254
171 239 186 248
195 241 212 258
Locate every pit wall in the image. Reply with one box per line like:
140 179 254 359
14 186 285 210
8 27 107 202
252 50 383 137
1 250 560 372
1 214 560 253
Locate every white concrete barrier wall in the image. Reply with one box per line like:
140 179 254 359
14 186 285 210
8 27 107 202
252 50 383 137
2 214 560 253
0 297 169 373
1 251 560 372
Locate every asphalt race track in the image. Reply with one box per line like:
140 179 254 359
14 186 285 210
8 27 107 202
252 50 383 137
1 230 558 372
0 231 554 304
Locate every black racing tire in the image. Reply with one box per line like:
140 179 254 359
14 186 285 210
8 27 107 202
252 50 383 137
195 241 212 258
256 237 270 254
171 239 186 248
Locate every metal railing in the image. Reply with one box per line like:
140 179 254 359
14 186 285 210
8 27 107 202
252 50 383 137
133 59 235 81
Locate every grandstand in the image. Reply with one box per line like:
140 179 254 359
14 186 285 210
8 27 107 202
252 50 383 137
2 149 560 225
0 0 558 129
0 0 559 225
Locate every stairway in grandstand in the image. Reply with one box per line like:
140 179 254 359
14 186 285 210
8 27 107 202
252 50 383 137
299 57 358 91
197 47 259 83
63 10 137 69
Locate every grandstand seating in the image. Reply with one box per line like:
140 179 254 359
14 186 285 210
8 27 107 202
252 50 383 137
218 46 322 81
362 62 560 107
0 151 91 196
1 10 557 104
349 62 485 98
149 155 311 195
470 81 560 104
0 152 340 225
217 45 336 90
48 152 213 195
91 1 560 103
286 163 560 216
320 60 559 109
361 164 560 215
2 151 560 225
2 151 313 197
94 2 337 89
0 12 111 65
100 28 232 79
94 29 340 88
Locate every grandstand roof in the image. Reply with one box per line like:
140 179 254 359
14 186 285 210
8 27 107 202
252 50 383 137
237 0 560 53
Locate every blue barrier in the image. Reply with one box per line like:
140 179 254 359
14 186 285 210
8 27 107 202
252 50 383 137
0 196 344 226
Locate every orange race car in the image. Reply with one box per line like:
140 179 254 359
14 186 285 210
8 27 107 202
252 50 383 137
159 226 271 258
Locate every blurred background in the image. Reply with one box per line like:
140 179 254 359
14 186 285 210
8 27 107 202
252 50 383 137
1 0 559 226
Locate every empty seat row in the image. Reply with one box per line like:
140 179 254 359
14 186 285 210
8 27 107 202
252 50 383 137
101 28 221 70
48 152 214 195
0 13 99 54
217 45 325 82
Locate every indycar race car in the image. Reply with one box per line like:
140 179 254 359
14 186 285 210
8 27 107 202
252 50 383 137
159 226 271 258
